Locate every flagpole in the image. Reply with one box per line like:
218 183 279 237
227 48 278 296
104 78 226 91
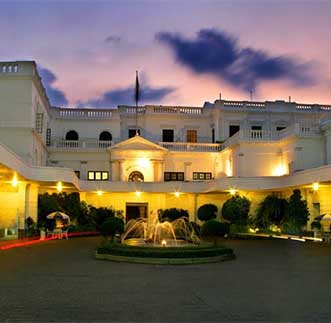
135 70 139 136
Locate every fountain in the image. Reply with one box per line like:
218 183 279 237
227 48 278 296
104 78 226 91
121 213 200 246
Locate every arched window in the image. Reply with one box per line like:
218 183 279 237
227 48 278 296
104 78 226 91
65 130 79 141
128 171 144 182
99 131 112 141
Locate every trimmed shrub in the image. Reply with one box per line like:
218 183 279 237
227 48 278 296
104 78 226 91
282 189 309 234
201 220 229 238
222 195 250 225
158 208 189 222
254 194 288 229
311 221 322 230
100 217 124 242
197 204 217 222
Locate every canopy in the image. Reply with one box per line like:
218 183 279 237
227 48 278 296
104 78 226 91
315 213 331 221
46 211 70 221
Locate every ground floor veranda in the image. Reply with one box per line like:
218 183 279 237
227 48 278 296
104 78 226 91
1 177 331 238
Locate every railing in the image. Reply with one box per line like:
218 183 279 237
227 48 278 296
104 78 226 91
50 139 113 149
223 123 320 148
159 142 222 152
53 108 113 118
152 106 203 115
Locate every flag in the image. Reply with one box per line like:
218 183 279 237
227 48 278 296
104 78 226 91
135 70 140 106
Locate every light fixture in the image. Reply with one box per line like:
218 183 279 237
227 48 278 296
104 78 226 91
11 174 18 187
135 191 141 197
56 181 63 192
229 189 236 196
174 191 180 198
97 190 103 196
312 182 319 191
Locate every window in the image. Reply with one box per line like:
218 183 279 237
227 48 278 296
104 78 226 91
128 171 144 182
164 172 184 181
46 128 51 146
87 171 109 181
35 113 43 134
212 128 215 143
193 172 212 180
128 129 140 138
162 129 174 142
187 130 197 143
1 65 6 73
99 131 112 141
276 126 286 131
229 125 240 137
65 130 79 141
251 125 262 130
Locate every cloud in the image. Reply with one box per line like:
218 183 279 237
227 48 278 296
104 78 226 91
37 66 68 106
156 28 314 91
77 84 175 108
104 35 121 44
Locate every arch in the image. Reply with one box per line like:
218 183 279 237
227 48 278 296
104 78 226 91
128 171 144 182
65 130 79 141
99 131 112 141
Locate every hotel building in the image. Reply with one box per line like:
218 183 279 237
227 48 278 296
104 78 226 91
1 61 331 236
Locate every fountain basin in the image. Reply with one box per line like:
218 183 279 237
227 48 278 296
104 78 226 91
96 243 235 265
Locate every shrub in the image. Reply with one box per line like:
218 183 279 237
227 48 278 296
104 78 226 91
254 194 288 229
311 221 322 230
100 217 124 242
197 204 217 222
158 208 189 222
282 189 309 234
90 207 116 231
222 195 250 225
201 220 229 239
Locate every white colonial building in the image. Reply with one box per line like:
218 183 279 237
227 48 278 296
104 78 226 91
1 61 331 236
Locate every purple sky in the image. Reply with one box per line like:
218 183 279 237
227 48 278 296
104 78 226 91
1 1 331 108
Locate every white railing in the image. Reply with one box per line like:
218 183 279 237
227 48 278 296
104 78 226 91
159 142 222 152
54 108 113 118
50 139 113 149
223 123 320 148
152 106 203 115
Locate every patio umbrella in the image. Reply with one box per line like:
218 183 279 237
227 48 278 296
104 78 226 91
46 211 70 221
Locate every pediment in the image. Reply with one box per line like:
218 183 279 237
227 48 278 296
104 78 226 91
109 135 168 152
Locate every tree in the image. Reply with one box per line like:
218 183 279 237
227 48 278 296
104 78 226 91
221 195 250 225
283 189 309 233
254 194 288 229
197 204 217 222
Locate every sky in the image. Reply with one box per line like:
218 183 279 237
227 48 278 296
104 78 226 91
1 0 331 108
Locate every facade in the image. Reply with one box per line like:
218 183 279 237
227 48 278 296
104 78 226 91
1 60 331 237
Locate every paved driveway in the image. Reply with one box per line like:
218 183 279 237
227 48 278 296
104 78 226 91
1 237 331 322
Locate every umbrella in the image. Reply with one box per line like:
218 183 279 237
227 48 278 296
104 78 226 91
46 212 70 221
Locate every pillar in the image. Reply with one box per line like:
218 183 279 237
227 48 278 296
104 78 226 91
184 162 192 181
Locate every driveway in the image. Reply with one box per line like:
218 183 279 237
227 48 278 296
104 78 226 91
0 237 331 322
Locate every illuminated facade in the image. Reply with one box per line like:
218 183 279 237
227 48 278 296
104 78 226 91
1 61 331 237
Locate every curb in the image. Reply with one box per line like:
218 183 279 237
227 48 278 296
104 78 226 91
95 251 235 265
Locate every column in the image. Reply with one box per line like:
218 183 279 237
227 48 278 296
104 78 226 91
184 162 192 181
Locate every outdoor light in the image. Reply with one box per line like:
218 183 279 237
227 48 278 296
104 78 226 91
11 173 18 187
229 189 236 196
174 191 180 198
312 182 319 191
161 239 167 247
97 190 103 196
56 181 63 192
135 191 141 197
137 158 150 168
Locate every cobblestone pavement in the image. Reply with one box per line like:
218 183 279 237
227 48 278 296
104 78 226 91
1 237 331 322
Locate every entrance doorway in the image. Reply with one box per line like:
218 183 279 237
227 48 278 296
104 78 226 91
126 203 148 222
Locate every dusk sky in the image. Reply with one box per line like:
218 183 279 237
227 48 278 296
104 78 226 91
1 0 331 108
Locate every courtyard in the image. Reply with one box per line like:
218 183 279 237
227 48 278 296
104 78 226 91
0 237 331 322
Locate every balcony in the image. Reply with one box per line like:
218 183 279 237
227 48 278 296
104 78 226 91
223 123 320 148
159 142 223 152
49 139 113 149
